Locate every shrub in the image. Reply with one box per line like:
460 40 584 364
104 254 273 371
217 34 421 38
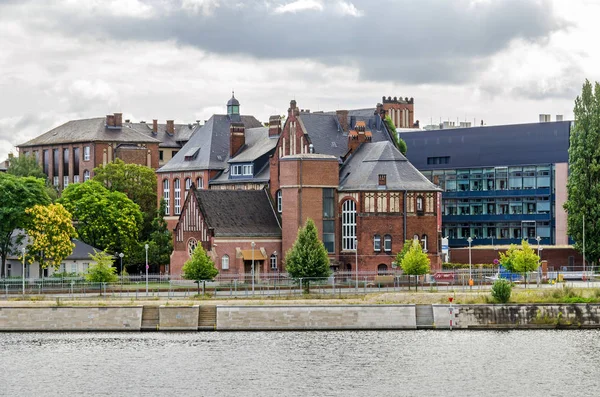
491 279 512 303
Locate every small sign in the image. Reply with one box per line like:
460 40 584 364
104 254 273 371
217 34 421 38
146 265 150 270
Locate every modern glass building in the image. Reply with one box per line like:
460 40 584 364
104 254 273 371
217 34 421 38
401 120 572 248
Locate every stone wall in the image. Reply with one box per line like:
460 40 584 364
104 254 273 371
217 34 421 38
158 306 199 330
216 305 417 330
0 306 142 331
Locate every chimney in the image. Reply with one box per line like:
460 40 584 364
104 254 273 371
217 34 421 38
269 115 282 137
336 110 349 132
347 121 371 154
114 113 122 127
166 120 175 135
413 120 420 128
378 174 387 187
229 122 245 157
106 114 115 127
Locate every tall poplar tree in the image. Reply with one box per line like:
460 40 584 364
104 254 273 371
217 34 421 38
564 80 600 265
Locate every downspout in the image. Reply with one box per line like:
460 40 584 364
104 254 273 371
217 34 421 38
403 190 407 242
299 157 303 226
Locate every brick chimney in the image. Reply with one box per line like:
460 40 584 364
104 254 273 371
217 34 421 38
152 119 158 134
336 110 349 132
166 120 175 135
378 174 387 186
288 100 299 118
114 113 122 127
376 103 385 119
230 122 245 157
347 121 371 153
269 116 282 137
106 114 115 127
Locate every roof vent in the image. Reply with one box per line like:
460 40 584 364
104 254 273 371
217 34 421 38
309 143 314 153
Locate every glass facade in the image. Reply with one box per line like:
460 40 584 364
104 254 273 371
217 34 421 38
421 164 554 247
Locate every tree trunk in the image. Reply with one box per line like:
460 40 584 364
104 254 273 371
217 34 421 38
415 275 418 291
0 255 5 278
197 280 200 295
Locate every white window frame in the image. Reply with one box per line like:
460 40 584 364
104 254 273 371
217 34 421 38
270 254 277 270
416 196 424 211
222 255 230 270
185 178 191 198
70 263 77 273
83 146 90 161
73 175 80 184
277 190 282 213
374 234 381 251
242 164 253 176
53 176 59 187
174 178 181 215
83 170 90 181
342 200 356 251
384 234 392 252
197 177 203 189
231 165 242 176
63 176 69 188
422 234 428 252
163 179 170 215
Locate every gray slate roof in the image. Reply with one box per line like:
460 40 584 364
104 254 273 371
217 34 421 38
228 127 276 163
298 112 392 159
9 230 99 260
157 114 263 173
129 122 197 148
19 118 161 147
194 189 281 237
339 141 441 192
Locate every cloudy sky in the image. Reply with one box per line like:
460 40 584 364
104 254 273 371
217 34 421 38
1 0 598 161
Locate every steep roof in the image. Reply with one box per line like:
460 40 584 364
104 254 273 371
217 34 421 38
157 114 263 173
298 111 392 159
128 122 198 149
194 189 281 237
339 141 441 191
19 118 161 147
228 127 276 163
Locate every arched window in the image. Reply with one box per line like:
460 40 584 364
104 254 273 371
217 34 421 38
384 234 392 252
413 234 419 241
185 178 191 198
416 196 424 212
422 234 428 252
197 177 203 189
378 264 388 275
83 170 90 182
187 238 197 257
163 179 170 215
174 178 181 215
373 234 381 251
270 253 278 270
276 190 282 213
342 200 356 251
221 255 229 270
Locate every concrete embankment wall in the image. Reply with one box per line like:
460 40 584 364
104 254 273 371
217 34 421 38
2 304 600 331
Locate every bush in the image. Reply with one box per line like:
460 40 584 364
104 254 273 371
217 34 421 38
491 279 512 303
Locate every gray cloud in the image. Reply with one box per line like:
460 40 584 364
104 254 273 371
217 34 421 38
6 0 568 85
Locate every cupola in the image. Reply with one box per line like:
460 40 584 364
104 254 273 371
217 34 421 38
227 91 240 116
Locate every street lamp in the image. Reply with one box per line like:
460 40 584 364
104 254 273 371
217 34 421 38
22 247 26 296
467 236 473 288
251 242 255 294
144 244 149 296
119 252 124 291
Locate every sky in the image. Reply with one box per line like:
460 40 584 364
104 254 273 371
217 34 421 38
1 0 599 161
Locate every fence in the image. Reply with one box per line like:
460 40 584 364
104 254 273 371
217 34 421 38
1 269 599 299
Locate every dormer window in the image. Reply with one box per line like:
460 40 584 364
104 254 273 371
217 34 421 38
230 164 253 177
184 146 200 161
243 164 253 176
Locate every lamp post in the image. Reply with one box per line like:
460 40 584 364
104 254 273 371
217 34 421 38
467 237 473 288
251 242 255 294
119 252 124 291
536 236 542 285
355 237 359 291
22 247 26 296
144 244 149 296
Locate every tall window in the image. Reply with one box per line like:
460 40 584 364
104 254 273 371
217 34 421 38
63 148 69 186
73 147 80 177
222 255 229 270
52 149 59 178
276 190 282 213
185 178 191 198
422 234 428 252
342 200 356 251
63 176 69 188
83 170 90 181
323 189 335 253
42 150 49 175
270 254 277 270
374 234 381 251
83 146 90 161
197 177 203 189
187 238 197 256
384 234 392 252
174 178 181 215
163 179 170 215
416 196 424 212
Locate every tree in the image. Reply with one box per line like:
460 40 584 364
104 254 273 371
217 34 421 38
285 218 331 293
24 204 77 273
85 251 118 284
400 239 430 290
500 240 540 287
395 240 413 268
565 80 600 266
93 159 157 240
145 200 173 272
182 243 218 295
58 181 143 260
7 154 46 180
384 116 407 155
491 279 512 303
0 174 51 277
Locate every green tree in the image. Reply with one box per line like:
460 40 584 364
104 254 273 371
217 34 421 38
0 174 51 277
58 181 143 260
400 239 430 290
93 159 158 240
565 80 600 265
145 200 173 272
182 244 218 295
499 240 540 286
7 154 46 179
85 251 119 284
25 203 77 273
395 240 413 268
285 218 331 293
384 116 407 155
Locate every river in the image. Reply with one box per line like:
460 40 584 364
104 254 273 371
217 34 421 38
1 330 599 396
